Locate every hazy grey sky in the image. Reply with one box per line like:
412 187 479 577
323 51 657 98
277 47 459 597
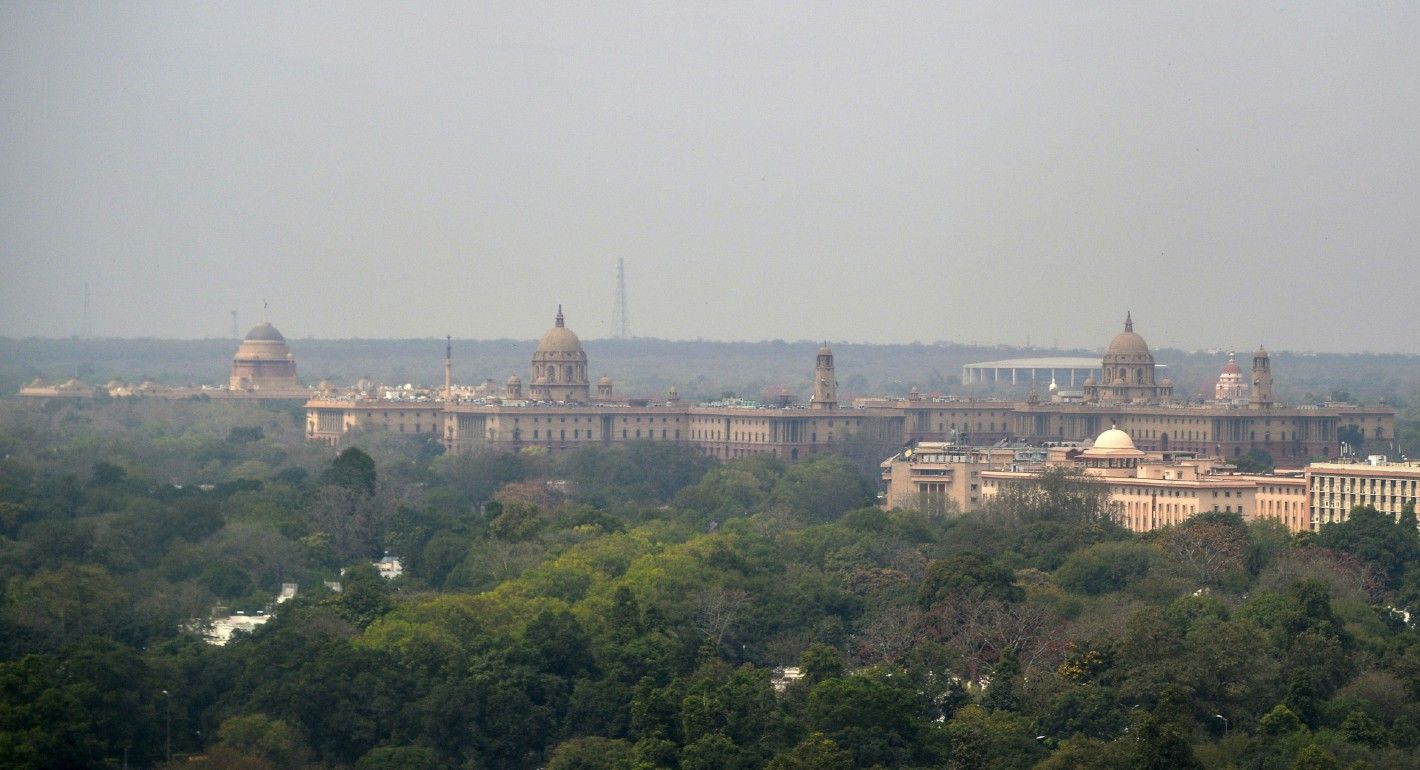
3 3 1418 353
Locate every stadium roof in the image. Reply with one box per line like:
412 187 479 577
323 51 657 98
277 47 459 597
963 357 1103 369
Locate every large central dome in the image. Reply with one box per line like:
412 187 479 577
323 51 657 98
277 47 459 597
1106 312 1151 355
529 306 590 402
536 306 584 355
1084 312 1172 404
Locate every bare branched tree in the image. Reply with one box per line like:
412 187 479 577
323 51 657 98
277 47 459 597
1162 522 1245 587
917 596 1065 684
850 604 916 666
691 586 749 648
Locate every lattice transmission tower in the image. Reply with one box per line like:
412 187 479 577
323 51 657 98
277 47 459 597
611 259 629 339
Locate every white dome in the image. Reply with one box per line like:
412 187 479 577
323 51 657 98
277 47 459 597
1093 427 1137 451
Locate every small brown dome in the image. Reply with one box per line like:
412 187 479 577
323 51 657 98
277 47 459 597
243 322 285 342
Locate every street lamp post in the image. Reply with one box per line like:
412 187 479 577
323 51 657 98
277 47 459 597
1214 713 1229 738
162 689 172 761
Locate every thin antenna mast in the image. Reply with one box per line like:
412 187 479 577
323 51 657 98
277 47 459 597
611 259 629 339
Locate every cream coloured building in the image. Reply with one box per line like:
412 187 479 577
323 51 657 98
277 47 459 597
880 444 1029 514
970 428 1310 532
1305 460 1420 528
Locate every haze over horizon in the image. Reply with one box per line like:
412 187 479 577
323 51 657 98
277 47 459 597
4 4 1419 354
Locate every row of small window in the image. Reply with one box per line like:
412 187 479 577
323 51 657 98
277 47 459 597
517 415 680 424
530 428 682 440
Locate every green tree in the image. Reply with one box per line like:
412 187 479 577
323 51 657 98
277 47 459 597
979 648 1022 712
807 674 926 767
1259 703 1305 736
770 454 872 522
764 732 852 770
1034 736 1132 770
1290 744 1341 770
218 714 308 769
5 563 130 649
491 500 543 542
322 447 377 495
918 551 1023 608
355 746 444 770
525 609 595 678
1038 685 1128 741
677 733 754 770
797 642 844 685
0 638 163 769
1056 540 1155 595
1130 689 1202 770
545 737 634 770
1340 708 1388 746
1233 449 1275 474
1317 503 1420 588
946 703 1042 770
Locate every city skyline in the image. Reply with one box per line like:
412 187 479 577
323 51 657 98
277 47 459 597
4 4 1420 353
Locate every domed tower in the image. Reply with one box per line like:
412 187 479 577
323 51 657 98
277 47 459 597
1079 426 1146 474
1084 313 1172 403
505 374 523 400
530 306 589 402
230 323 300 391
811 343 837 410
597 375 613 400
1215 352 1247 401
1249 345 1273 408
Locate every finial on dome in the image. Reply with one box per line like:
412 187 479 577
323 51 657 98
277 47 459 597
1124 311 1133 332
555 305 564 328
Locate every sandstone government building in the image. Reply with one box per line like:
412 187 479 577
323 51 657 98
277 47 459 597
288 309 1392 466
19 309 1394 465
20 309 1407 533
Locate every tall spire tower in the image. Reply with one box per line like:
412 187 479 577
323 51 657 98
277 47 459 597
811 343 837 410
1250 345 1273 408
444 335 453 399
611 259 629 339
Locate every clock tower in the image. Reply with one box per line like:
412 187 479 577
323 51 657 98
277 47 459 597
812 343 837 410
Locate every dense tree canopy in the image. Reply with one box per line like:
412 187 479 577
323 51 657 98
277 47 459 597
0 397 1419 769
